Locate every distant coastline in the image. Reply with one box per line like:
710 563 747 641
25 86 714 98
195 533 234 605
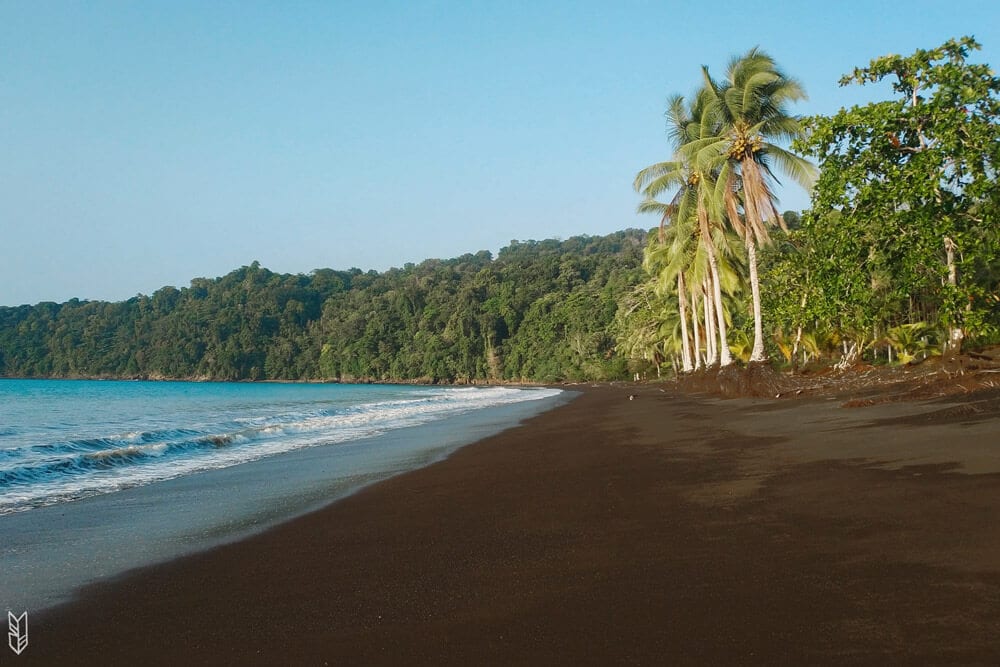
0 373 557 386
0 232 646 384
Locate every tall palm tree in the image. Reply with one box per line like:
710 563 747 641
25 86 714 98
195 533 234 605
692 49 816 362
635 94 735 367
646 217 728 371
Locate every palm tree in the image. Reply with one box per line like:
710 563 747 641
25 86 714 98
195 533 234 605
614 280 686 377
635 94 735 367
692 49 816 362
642 214 698 371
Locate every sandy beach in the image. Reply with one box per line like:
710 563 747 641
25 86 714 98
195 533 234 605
20 380 1000 665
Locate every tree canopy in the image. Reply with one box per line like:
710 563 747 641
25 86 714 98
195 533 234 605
782 36 1000 356
5 38 999 383
628 47 813 372
0 232 646 383
620 37 1000 374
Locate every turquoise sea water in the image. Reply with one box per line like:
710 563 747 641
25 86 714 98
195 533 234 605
0 380 566 612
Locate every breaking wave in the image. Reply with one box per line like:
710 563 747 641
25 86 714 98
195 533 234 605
0 386 560 514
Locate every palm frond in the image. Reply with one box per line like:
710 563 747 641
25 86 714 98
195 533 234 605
741 70 781 117
664 94 690 150
633 160 684 192
763 143 818 190
637 198 672 217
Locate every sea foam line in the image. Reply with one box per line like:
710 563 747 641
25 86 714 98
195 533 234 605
0 386 560 515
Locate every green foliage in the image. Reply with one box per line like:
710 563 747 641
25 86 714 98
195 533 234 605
884 322 937 364
781 210 802 230
613 278 679 378
787 36 1000 350
0 233 646 382
625 47 812 370
624 37 1000 372
727 329 753 363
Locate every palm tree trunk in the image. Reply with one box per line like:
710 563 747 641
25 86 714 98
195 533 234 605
703 278 718 365
677 274 694 372
690 288 703 370
706 249 733 366
746 236 767 362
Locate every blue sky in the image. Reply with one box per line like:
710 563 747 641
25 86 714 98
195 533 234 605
2 1 998 306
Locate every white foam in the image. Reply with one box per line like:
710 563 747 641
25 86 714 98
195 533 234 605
0 387 561 514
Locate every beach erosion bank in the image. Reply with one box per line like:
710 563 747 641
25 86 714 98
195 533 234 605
22 382 1000 664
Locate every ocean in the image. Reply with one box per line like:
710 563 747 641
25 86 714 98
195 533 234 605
0 379 567 612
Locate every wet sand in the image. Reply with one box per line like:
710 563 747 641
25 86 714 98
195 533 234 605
22 383 1000 664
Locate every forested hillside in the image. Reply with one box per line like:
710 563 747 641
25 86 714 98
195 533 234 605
0 231 646 383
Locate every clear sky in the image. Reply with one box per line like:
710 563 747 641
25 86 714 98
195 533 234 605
2 1 998 306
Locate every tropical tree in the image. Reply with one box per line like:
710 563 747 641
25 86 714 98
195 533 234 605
884 322 936 364
635 93 736 368
692 48 816 361
642 218 698 371
796 36 1000 354
614 279 682 378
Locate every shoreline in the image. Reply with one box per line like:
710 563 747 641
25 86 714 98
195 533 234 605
0 374 560 386
1 385 569 614
20 382 1000 664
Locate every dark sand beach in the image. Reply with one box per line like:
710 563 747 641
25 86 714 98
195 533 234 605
21 377 1000 665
